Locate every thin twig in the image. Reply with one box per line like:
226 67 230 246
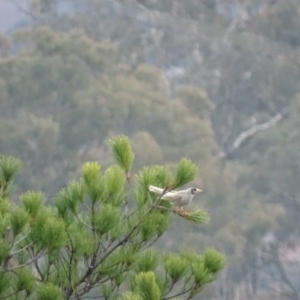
8 250 47 271
58 253 70 281
66 188 170 298
74 215 93 230
28 246 44 281
0 291 20 299
14 231 31 246
9 0 39 21
83 203 92 212
163 285 195 300
11 242 33 255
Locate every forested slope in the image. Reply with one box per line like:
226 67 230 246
1 0 300 299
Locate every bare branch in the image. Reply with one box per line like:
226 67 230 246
11 242 33 255
14 230 31 246
74 215 93 230
222 0 250 43
7 250 47 271
9 0 39 21
221 107 289 158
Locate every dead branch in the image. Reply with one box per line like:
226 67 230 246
220 107 289 158
9 0 39 21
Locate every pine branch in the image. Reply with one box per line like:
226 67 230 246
66 230 75 289
7 250 47 271
28 247 44 281
12 242 33 255
179 209 210 224
66 189 168 298
163 285 195 300
13 231 31 246
0 291 20 299
65 224 139 298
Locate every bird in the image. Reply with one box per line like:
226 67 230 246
149 185 202 211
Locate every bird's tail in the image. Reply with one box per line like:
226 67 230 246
149 185 164 195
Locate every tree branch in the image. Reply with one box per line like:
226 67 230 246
272 256 299 300
28 246 44 281
9 0 39 21
221 107 289 158
7 250 46 271
222 0 250 43
65 190 183 298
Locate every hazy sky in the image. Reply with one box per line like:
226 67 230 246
0 0 24 32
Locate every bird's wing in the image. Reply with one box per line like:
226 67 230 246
162 190 187 201
161 192 182 201
149 185 179 200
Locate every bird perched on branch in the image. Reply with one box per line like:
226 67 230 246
149 185 202 212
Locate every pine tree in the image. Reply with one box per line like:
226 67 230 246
0 135 225 299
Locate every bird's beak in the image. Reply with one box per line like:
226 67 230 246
196 188 203 193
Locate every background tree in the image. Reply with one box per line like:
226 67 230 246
0 27 218 196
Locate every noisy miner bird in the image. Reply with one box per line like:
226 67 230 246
149 185 202 212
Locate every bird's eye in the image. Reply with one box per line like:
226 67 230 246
191 188 196 194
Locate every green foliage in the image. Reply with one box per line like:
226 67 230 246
134 250 159 273
154 213 171 236
183 209 210 225
173 158 198 188
110 135 135 174
102 282 115 299
30 208 67 252
104 165 126 197
54 188 75 220
10 207 29 237
20 191 44 218
176 248 225 290
191 259 212 286
54 180 86 218
0 240 9 264
38 282 64 300
118 292 142 300
0 156 21 197
15 268 35 294
131 272 161 300
204 248 226 273
39 216 67 252
164 253 189 281
66 181 85 205
0 272 10 295
82 162 101 186
0 142 223 299
67 223 94 260
2 2 300 298
82 163 104 203
140 212 170 241
135 166 172 198
93 204 121 235
0 197 9 216
0 156 21 183
133 165 173 209
54 185 79 216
